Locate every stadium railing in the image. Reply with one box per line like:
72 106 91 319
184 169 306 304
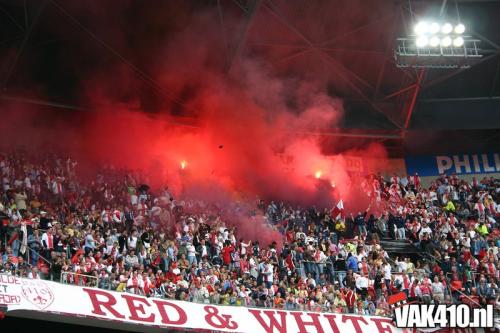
60 271 99 288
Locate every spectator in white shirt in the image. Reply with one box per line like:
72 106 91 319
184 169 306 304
355 272 369 297
431 276 445 302
395 257 408 273
186 242 197 267
383 260 392 290
127 230 138 250
28 267 40 279
419 222 433 239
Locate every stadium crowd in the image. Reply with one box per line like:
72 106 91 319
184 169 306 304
0 152 499 316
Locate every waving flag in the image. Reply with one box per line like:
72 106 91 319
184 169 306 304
388 291 407 310
331 199 344 220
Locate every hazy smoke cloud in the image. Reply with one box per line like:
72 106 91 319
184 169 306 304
0 1 390 242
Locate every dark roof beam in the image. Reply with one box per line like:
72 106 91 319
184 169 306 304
225 0 262 74
374 7 401 99
0 3 24 32
491 58 500 96
317 11 397 48
48 0 197 114
420 52 500 93
419 96 500 102
404 69 425 130
1 0 47 89
262 0 402 130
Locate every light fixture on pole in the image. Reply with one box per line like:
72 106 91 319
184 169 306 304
414 21 428 35
429 36 440 47
441 23 453 34
441 36 452 47
453 36 464 47
454 23 465 34
429 22 441 34
416 36 428 48
395 19 482 69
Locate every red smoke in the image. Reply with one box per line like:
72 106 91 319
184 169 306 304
0 1 390 244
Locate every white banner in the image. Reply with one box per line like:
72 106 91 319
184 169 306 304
0 274 487 333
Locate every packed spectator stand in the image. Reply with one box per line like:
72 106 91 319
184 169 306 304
0 152 499 318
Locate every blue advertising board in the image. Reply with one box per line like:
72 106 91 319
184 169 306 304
405 153 500 177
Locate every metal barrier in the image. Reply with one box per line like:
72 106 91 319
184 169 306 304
296 259 336 281
61 271 99 288
296 259 399 286
20 265 493 320
444 271 488 307
189 296 355 314
26 244 52 267
418 250 442 265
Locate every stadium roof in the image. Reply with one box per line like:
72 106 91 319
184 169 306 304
0 0 499 156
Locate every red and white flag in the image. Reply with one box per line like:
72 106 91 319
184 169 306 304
331 199 344 220
388 291 408 310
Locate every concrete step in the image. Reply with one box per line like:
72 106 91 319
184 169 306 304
380 239 424 255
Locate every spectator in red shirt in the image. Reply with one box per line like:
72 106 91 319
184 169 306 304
221 242 234 267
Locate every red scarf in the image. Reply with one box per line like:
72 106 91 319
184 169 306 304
138 203 146 216
488 263 496 275
409 285 417 298
265 250 272 259
361 262 368 275
132 276 139 293
263 265 271 282
344 289 356 307
414 175 421 187
47 234 53 249
470 259 478 270
144 278 151 296
477 203 484 214
240 259 249 272
403 276 410 289
286 254 295 270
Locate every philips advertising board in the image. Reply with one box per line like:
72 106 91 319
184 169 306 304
405 153 500 177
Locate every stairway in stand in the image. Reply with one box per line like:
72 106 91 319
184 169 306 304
379 238 424 262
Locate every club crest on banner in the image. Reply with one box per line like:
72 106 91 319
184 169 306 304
21 280 54 310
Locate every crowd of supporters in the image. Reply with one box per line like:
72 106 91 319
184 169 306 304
0 152 499 316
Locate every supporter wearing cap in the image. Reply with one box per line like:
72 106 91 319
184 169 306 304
0 152 498 320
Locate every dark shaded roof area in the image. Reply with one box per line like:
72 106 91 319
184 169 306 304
0 0 498 156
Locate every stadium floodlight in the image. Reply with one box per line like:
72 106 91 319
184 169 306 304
454 23 465 34
441 36 452 47
453 36 464 47
396 18 481 68
441 23 453 34
429 36 440 47
429 22 440 34
414 21 429 36
416 36 429 47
